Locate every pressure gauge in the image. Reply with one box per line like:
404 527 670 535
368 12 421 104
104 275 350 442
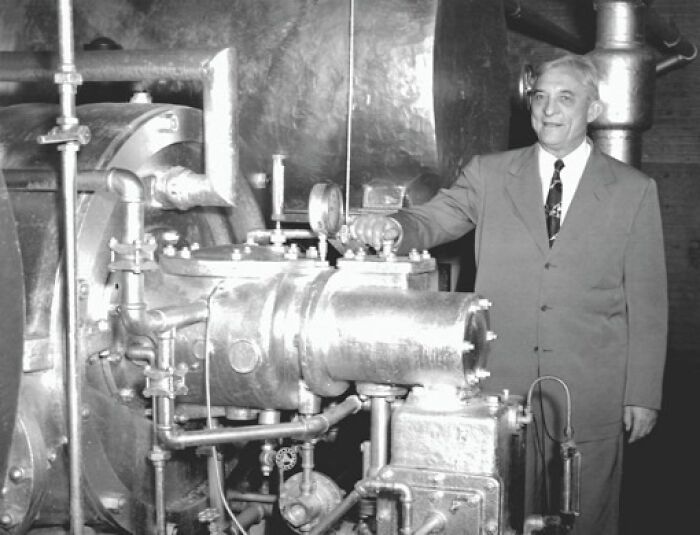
308 182 344 236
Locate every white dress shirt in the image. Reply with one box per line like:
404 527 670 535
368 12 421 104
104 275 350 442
538 139 591 223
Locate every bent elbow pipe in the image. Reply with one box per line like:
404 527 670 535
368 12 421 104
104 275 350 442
158 396 363 450
0 48 239 208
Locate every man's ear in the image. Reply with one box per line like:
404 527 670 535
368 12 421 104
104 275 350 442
587 99 604 123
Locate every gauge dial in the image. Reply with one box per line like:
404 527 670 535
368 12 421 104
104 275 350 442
308 182 344 236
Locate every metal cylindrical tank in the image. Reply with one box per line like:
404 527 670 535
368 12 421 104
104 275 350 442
0 0 510 209
155 245 490 409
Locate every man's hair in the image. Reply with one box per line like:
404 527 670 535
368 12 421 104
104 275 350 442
537 54 600 101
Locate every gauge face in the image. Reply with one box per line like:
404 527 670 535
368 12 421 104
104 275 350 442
308 182 344 235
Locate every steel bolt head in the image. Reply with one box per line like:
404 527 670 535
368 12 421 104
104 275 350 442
8 466 24 482
0 512 15 527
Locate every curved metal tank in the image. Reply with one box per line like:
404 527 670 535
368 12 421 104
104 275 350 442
0 0 511 211
0 103 252 534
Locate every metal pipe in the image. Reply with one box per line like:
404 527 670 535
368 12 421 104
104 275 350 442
412 512 446 535
646 6 697 60
588 1 656 167
150 447 170 535
656 48 697 75
356 479 413 535
300 441 315 497
158 395 362 450
201 48 238 207
104 167 209 334
0 48 239 208
230 503 268 534
207 446 226 525
307 489 362 535
0 49 224 83
150 329 176 535
1 169 111 192
62 140 83 535
52 1 84 533
368 397 389 477
227 492 278 504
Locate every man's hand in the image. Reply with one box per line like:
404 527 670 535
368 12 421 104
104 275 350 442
350 214 402 250
623 405 658 443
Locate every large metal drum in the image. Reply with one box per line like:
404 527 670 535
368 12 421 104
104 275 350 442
0 0 510 210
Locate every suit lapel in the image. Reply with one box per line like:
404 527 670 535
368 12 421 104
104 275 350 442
555 146 615 249
505 145 549 256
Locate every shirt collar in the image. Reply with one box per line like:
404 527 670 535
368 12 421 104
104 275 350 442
538 139 591 174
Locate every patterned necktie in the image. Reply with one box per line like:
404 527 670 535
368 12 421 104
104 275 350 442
545 159 564 247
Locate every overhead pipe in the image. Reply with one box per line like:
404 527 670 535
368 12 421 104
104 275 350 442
646 6 698 75
0 48 239 209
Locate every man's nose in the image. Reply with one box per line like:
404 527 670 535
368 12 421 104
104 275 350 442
543 97 558 115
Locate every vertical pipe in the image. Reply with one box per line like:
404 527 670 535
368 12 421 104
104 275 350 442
57 0 77 123
344 0 355 222
152 451 168 535
152 330 176 535
55 0 83 533
300 442 315 497
368 397 389 477
208 446 226 524
588 1 655 167
202 48 238 206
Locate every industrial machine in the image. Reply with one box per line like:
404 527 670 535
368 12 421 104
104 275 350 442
0 99 562 534
9 0 695 533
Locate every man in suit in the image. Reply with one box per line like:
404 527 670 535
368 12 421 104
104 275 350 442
351 54 667 535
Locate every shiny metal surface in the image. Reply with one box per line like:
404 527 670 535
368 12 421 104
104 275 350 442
0 102 245 533
0 170 24 485
0 0 510 212
588 1 656 167
381 387 523 535
0 2 557 533
159 247 488 408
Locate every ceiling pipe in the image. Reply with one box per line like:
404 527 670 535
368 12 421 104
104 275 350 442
0 48 239 207
646 6 698 75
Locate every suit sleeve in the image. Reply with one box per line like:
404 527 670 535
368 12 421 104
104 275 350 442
623 178 668 410
393 156 484 254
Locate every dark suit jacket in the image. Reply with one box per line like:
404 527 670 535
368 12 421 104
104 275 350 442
394 143 668 441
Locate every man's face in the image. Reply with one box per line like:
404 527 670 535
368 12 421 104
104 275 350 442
530 65 602 158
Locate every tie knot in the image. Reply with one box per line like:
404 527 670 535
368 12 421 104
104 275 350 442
554 159 565 172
